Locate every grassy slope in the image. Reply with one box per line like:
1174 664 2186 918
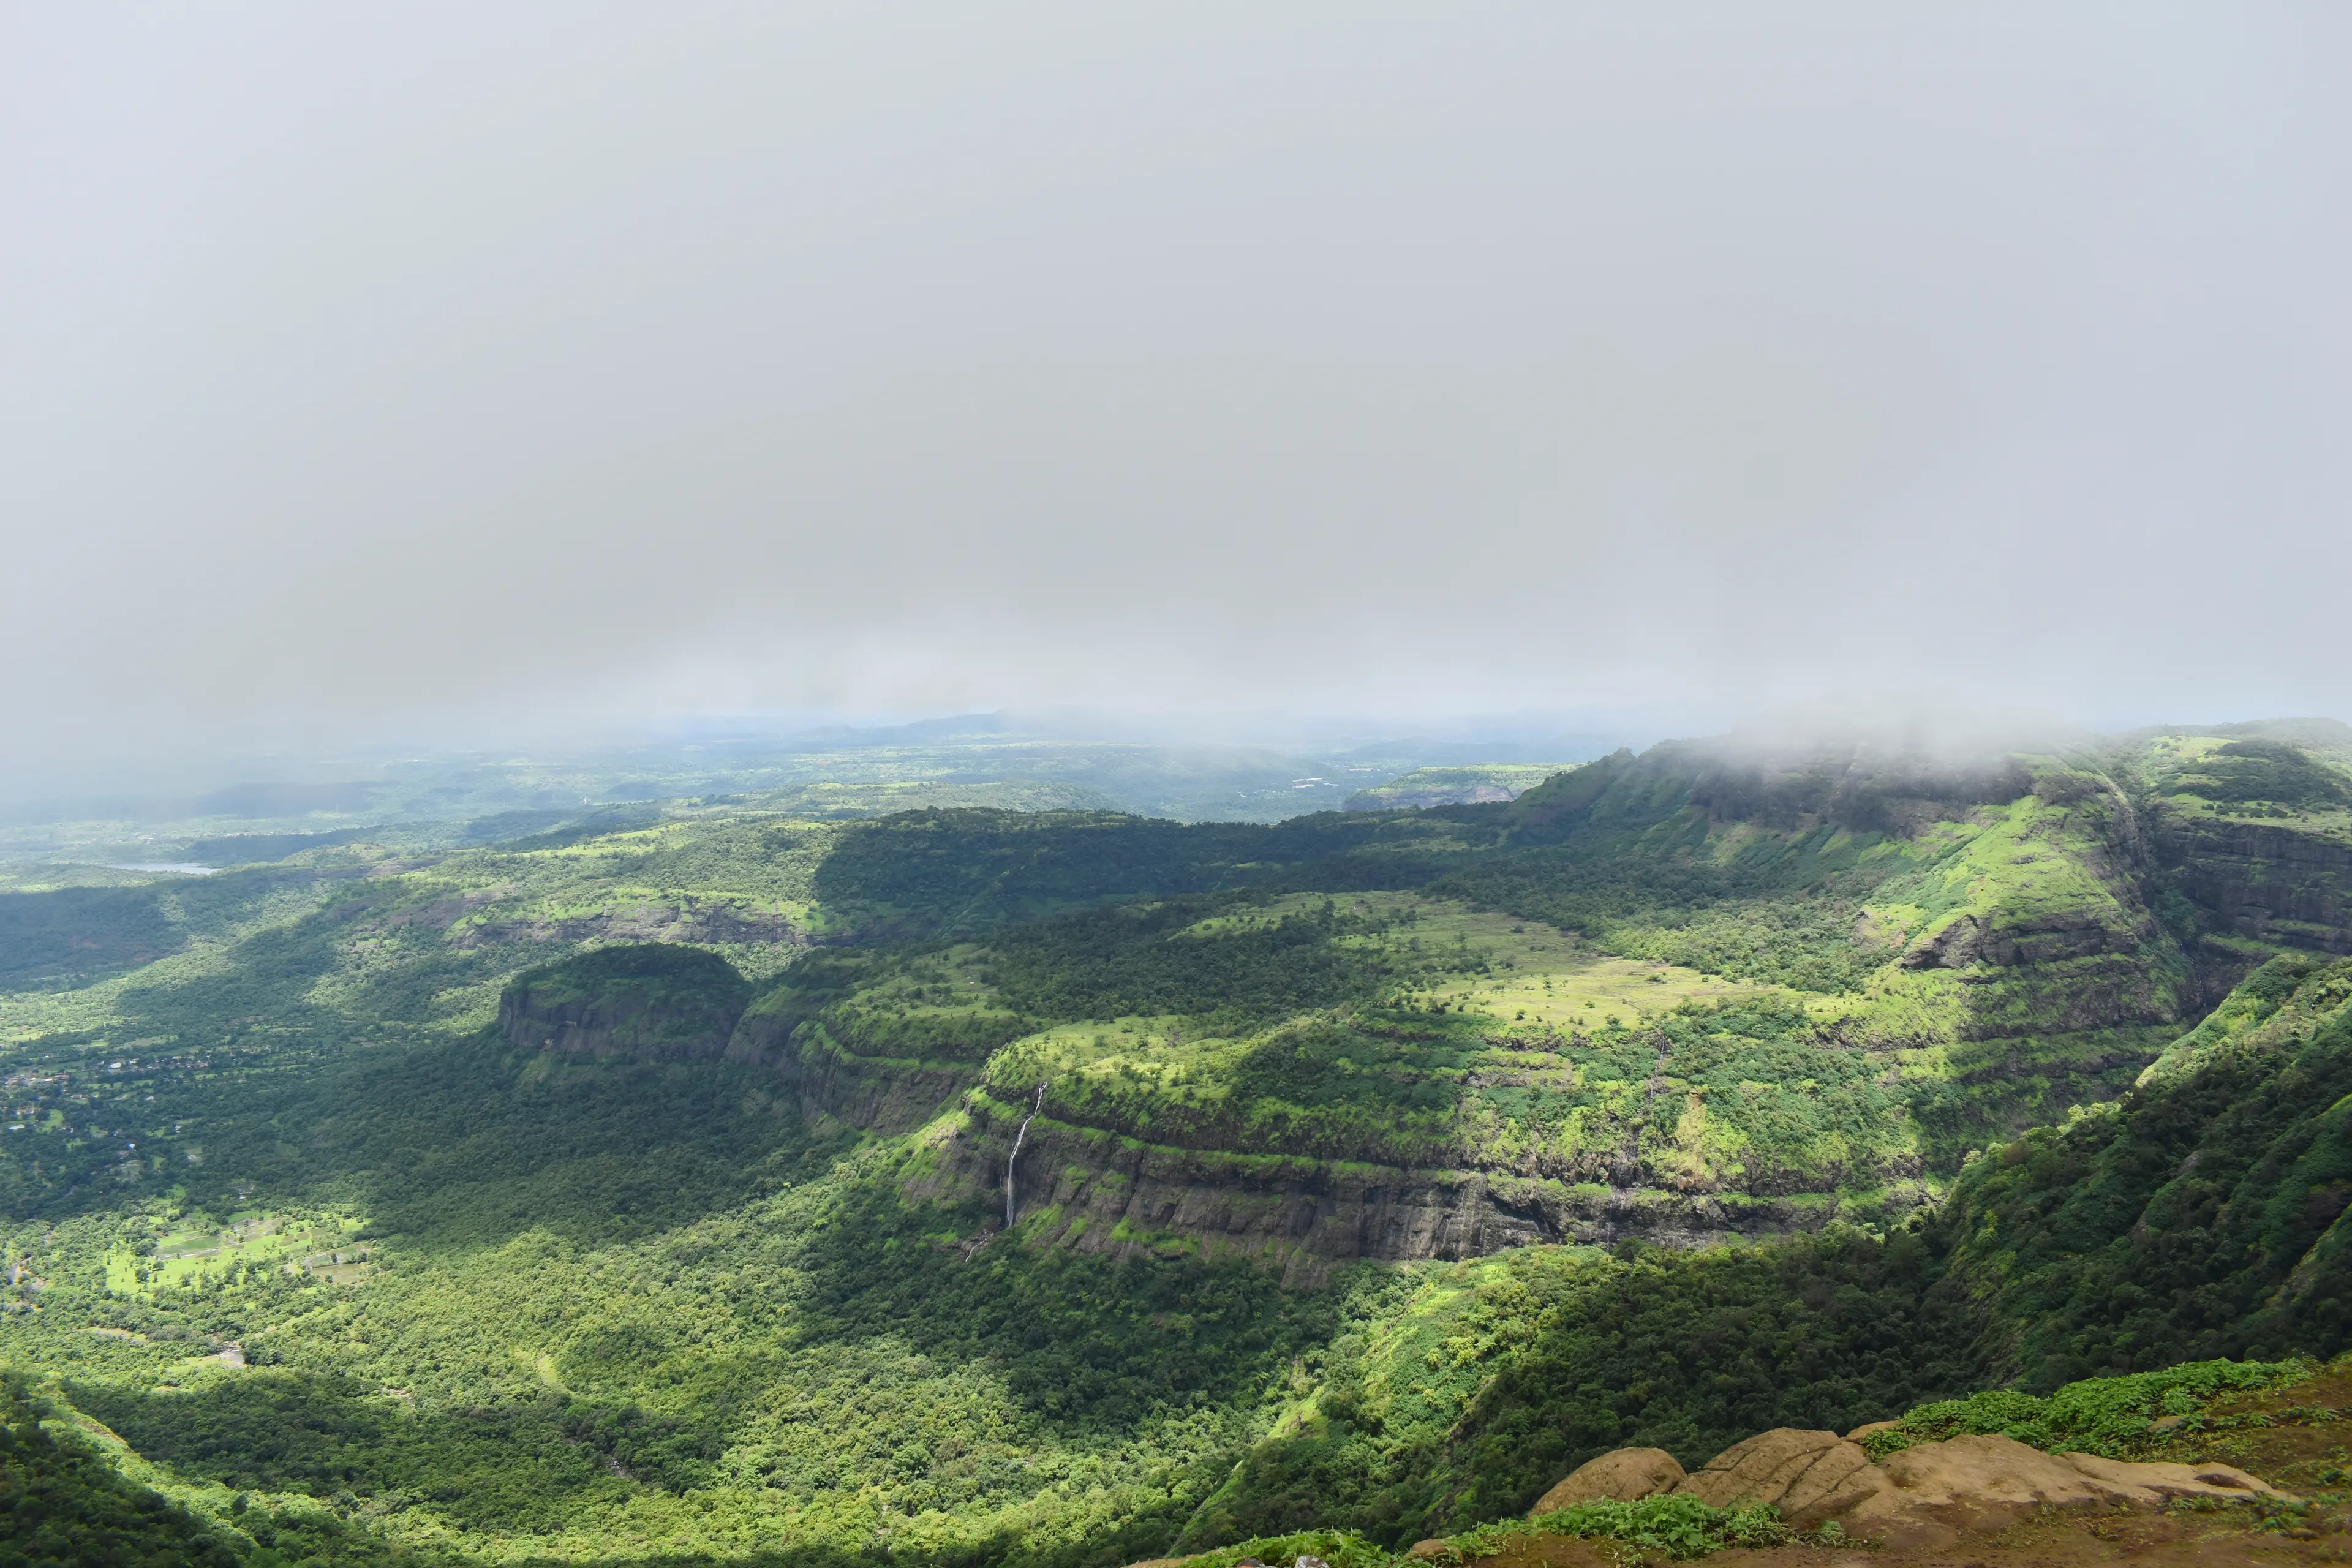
1182 954 2352 1547
1937 954 2352 1386
0 1370 257 1568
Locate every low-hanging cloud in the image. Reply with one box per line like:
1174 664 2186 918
3 2 2346 780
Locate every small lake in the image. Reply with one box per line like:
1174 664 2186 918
104 862 224 876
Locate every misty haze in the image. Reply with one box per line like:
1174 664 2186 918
3 7 2350 1568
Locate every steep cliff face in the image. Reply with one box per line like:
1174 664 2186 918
744 1022 986 1135
2151 809 2352 954
902 1092 1900 1286
498 944 751 1060
2116 726 2352 957
723 956 1024 1133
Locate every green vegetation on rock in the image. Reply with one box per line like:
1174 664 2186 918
1936 953 2352 1387
1861 1357 2309 1460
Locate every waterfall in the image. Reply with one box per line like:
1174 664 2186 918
1004 1080 1047 1229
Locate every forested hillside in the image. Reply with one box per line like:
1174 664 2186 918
4 723 2349 1564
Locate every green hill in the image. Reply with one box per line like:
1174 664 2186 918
1175 951 2352 1544
4 726 2350 1563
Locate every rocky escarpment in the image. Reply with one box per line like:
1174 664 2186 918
1899 906 2138 970
1897 906 2183 1041
741 1024 986 1135
1872 774 2209 1050
906 1093 1924 1286
461 895 809 951
723 984 1025 1134
499 944 752 1060
2152 809 2352 954
913 1109 1551 1286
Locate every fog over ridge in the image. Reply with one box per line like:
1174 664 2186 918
3 2 2347 780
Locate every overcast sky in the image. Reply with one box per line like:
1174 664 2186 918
4 3 2347 777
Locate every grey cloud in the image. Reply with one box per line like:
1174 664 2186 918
2 2 2346 778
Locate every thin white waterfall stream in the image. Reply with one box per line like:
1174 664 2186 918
1004 1080 1047 1229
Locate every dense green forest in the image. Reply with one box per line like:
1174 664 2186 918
4 723 2350 1564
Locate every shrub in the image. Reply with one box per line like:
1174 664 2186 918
1869 1358 2310 1458
1436 1496 1790 1562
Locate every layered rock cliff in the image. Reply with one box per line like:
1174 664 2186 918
499 944 752 1060
903 1090 1907 1286
2150 809 2352 954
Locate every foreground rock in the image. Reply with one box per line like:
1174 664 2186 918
1673 1428 1883 1530
1529 1447 1686 1511
1529 1428 2283 1550
1849 1434 2281 1548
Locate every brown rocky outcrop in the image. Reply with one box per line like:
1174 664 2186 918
1846 1434 2280 1548
1539 1428 2291 1551
1530 1448 1685 1511
2060 1449 2280 1503
1672 1429 1884 1530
